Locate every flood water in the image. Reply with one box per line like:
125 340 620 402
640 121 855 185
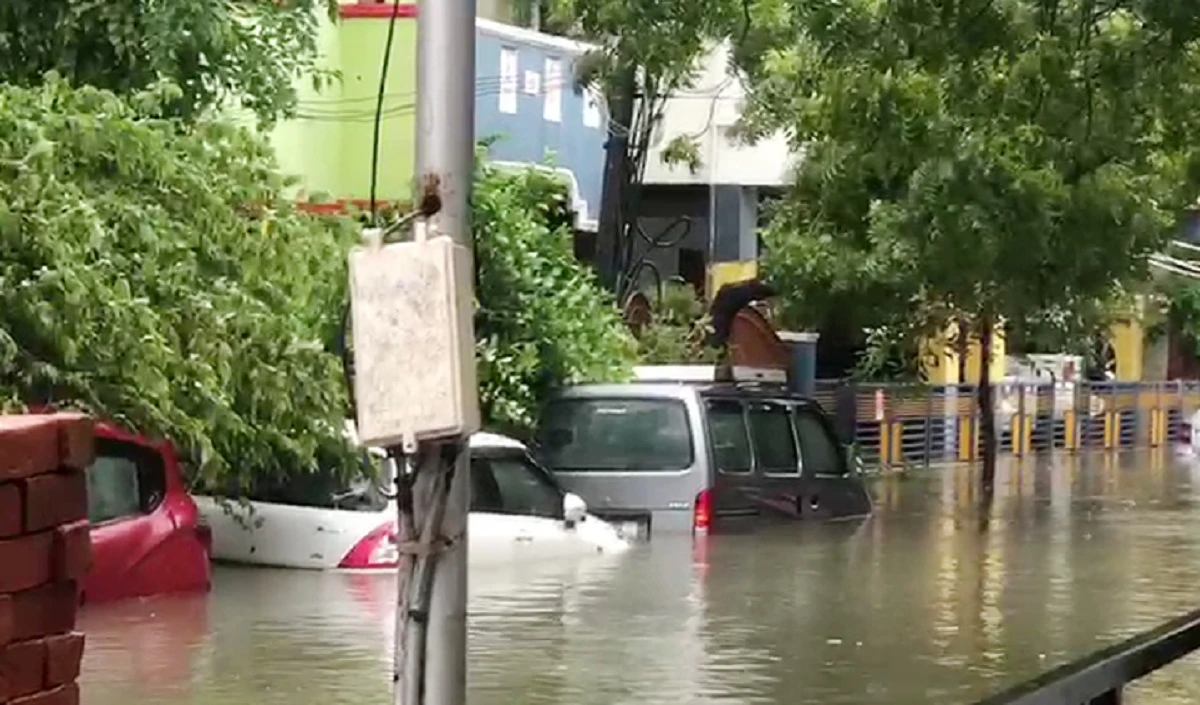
80 451 1200 705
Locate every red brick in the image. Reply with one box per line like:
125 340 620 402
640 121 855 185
0 417 61 481
51 523 90 582
42 634 83 688
10 683 78 705
0 595 13 647
0 482 20 537
11 583 77 641
53 416 94 472
0 639 48 699
0 532 53 593
22 472 86 534
0 415 94 480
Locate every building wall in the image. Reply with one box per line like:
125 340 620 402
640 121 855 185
261 4 418 205
631 42 798 277
260 5 604 221
642 41 797 188
474 19 606 230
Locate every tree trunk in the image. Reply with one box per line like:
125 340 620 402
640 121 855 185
977 315 997 494
595 66 637 292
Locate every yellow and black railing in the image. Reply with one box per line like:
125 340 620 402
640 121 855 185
814 380 1200 469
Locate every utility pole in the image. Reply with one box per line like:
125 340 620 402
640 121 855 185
393 0 476 703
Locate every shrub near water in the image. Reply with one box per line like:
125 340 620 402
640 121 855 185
0 78 360 492
0 79 636 492
473 165 638 436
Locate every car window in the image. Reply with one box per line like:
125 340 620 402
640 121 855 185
471 455 562 519
88 438 167 524
539 399 693 472
470 458 505 513
705 399 752 474
793 409 846 476
747 402 799 475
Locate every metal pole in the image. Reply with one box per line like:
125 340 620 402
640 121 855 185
399 0 476 704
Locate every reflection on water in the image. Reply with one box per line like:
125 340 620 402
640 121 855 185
81 451 1200 705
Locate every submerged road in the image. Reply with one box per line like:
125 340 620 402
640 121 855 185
80 452 1200 705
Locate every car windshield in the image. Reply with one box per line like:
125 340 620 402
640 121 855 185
243 450 390 512
538 398 693 471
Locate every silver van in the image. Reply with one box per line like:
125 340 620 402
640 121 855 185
535 382 872 539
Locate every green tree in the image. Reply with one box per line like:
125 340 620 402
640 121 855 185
738 0 1200 489
0 0 335 123
472 164 639 436
0 77 360 493
0 79 638 493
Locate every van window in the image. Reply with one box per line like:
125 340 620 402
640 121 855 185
540 399 693 471
793 409 846 475
705 399 752 474
747 402 799 475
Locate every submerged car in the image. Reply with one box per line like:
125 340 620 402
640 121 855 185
85 423 213 603
194 432 630 571
537 379 873 540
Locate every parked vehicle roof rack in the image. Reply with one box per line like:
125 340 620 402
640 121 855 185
632 365 789 385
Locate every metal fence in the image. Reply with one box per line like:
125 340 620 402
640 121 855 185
813 380 1200 468
971 605 1200 705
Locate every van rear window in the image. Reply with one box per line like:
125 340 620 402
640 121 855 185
539 399 693 471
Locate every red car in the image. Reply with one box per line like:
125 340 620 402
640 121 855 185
82 423 212 603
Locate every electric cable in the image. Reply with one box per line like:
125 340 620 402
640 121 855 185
368 0 404 225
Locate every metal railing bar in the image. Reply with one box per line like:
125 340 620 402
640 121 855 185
971 607 1200 705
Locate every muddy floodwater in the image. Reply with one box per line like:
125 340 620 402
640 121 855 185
80 452 1200 704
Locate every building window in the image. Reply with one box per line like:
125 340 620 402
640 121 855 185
523 70 541 96
499 47 519 114
582 86 602 129
543 57 563 123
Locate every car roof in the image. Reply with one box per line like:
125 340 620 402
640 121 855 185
553 382 818 404
343 420 527 453
469 432 526 451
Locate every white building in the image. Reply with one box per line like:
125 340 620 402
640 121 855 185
632 41 801 293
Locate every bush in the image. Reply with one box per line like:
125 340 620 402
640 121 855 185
473 165 638 436
635 281 719 365
0 78 360 491
0 78 637 494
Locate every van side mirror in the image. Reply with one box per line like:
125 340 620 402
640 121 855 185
563 492 588 527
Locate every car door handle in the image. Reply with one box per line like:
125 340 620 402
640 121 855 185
515 534 533 543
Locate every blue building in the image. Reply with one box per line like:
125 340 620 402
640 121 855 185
474 18 605 232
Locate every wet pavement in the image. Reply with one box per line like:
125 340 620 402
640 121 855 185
80 451 1200 704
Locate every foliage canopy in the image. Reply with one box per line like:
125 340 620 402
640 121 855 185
740 0 1200 345
0 77 360 492
0 0 334 124
0 79 638 491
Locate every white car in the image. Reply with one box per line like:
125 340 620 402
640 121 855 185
194 432 630 570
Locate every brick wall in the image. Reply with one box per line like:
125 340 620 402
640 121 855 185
0 415 93 705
